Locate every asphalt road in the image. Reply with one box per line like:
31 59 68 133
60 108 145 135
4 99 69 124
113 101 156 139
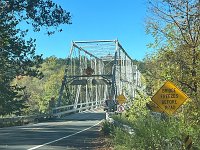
0 109 106 150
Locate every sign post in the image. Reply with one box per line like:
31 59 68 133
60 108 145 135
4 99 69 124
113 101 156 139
152 81 188 115
184 135 192 150
146 101 164 113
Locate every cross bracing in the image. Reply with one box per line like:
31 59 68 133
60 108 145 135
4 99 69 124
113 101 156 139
56 40 142 113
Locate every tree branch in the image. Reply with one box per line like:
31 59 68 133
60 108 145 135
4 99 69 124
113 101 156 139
177 80 195 92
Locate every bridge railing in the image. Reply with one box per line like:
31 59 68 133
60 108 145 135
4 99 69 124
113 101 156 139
52 100 104 117
0 100 104 127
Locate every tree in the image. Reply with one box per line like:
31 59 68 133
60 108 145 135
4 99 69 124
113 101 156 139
14 57 75 114
147 0 200 103
145 1 200 146
0 0 71 115
146 0 200 105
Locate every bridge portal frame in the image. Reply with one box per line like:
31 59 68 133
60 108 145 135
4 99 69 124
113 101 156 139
57 40 139 112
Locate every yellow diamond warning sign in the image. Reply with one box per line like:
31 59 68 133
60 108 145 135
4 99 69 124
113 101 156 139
152 81 188 115
117 94 126 104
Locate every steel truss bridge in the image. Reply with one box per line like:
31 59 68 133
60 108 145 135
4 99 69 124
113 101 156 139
53 40 142 116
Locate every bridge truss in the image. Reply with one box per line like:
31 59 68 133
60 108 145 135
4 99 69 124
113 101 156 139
55 40 142 114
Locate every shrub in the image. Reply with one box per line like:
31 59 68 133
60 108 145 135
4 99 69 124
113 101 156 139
110 94 200 149
101 121 115 136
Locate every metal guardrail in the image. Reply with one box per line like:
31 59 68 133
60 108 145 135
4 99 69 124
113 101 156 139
0 101 104 127
52 100 104 117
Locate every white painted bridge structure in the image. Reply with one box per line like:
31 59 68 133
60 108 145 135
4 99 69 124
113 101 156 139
53 40 143 116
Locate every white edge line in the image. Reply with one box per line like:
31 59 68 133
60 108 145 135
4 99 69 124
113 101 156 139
27 120 103 150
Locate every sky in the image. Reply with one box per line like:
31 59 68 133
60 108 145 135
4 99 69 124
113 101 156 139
27 0 153 61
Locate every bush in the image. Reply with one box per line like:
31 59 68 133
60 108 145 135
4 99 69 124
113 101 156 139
101 121 115 136
110 94 200 149
112 113 184 149
113 127 134 150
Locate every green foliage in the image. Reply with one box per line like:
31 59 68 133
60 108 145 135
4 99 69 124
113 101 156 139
111 92 200 149
0 84 26 116
101 121 115 136
0 0 71 34
0 0 71 115
127 93 150 121
113 128 133 150
113 114 185 149
14 57 69 114
144 2 200 147
132 59 146 74
145 0 200 99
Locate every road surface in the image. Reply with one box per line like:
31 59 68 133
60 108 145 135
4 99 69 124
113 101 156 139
0 109 105 150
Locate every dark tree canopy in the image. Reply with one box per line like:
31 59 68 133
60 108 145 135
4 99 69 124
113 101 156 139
0 0 71 115
0 0 71 33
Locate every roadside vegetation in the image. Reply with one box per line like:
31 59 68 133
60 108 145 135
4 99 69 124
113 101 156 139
103 95 200 149
101 0 200 149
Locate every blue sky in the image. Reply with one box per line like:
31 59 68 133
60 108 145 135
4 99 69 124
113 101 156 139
28 0 153 60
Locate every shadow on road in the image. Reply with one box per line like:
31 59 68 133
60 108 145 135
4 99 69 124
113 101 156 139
0 110 106 150
61 111 106 121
